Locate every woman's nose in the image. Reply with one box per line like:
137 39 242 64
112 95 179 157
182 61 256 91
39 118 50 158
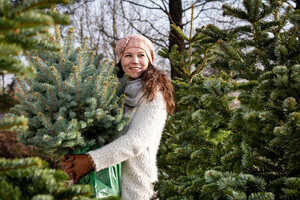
132 56 139 63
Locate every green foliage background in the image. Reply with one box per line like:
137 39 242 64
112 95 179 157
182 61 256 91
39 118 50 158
154 0 300 199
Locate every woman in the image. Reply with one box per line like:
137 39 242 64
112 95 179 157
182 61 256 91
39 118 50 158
60 34 175 199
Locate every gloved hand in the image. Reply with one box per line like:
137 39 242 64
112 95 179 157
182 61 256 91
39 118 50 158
60 154 95 184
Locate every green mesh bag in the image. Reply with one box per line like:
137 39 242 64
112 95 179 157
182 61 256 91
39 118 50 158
73 146 121 199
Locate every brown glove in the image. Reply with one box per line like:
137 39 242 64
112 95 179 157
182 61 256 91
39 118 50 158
60 154 95 184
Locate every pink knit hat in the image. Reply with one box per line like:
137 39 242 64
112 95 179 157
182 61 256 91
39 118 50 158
115 34 155 64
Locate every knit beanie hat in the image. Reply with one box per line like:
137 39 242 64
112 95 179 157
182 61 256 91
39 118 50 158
115 34 155 64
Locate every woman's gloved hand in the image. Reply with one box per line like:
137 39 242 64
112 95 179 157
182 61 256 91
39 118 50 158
60 154 95 184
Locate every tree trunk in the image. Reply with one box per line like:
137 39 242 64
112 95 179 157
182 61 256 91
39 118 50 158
169 0 184 79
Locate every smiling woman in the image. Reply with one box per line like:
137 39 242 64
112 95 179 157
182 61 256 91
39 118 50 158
121 47 149 80
60 34 175 200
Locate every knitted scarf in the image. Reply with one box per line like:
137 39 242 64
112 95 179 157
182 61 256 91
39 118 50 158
124 78 144 108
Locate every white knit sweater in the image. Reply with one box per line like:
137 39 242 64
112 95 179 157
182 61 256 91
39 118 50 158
88 79 167 200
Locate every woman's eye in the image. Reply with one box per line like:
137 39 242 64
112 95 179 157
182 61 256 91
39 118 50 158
125 54 132 57
138 54 145 57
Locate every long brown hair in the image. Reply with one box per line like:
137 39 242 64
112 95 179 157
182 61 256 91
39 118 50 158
117 63 175 115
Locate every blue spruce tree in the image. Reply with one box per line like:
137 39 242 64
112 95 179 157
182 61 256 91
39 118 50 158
10 28 128 156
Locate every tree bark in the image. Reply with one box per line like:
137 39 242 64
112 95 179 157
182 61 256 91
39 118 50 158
169 0 185 79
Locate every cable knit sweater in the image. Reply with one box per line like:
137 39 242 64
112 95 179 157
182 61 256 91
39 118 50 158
88 78 167 200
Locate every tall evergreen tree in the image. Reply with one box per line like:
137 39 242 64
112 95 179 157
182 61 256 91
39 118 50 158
154 0 299 199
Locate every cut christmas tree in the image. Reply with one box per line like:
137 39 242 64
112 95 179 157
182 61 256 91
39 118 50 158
10 28 128 156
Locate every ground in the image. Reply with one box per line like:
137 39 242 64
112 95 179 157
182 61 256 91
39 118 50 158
0 130 37 159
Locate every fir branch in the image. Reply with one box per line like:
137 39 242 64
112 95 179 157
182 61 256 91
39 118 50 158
82 36 89 51
16 77 28 101
35 93 51 110
54 116 63 130
191 48 208 77
105 61 114 82
100 82 108 108
49 35 57 46
52 6 61 46
58 59 65 72
37 112 57 136
103 79 118 107
23 102 38 113
67 29 73 56
77 47 82 71
35 53 46 64
24 79 32 88
286 26 297 48
82 76 93 91
26 51 33 65
0 115 28 131
94 67 106 96
89 51 94 66
69 74 74 84
0 157 42 171
50 66 61 93
67 119 77 131
44 86 54 106
34 57 53 79
73 66 81 103
63 83 74 91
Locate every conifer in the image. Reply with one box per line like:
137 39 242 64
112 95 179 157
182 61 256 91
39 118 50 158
154 0 299 199
0 157 95 200
10 28 128 156
0 0 70 130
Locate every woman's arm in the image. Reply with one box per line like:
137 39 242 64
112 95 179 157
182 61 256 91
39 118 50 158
88 91 167 171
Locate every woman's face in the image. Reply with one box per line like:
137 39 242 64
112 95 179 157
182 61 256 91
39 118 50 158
121 47 149 80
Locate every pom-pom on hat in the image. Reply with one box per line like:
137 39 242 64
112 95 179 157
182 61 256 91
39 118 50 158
115 34 155 64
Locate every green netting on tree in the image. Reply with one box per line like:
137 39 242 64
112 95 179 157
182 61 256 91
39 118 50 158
10 28 129 155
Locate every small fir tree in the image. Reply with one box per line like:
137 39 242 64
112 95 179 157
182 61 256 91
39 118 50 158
10 28 128 156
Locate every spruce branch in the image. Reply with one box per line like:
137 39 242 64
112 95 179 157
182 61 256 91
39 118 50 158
35 93 51 110
16 77 28 101
100 82 108 108
34 57 53 79
72 66 81 103
89 51 94 66
50 66 61 92
37 112 57 136
77 47 82 71
44 85 54 106
94 70 105 97
58 58 65 72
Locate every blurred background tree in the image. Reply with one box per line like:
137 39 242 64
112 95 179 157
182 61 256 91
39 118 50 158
0 0 70 130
